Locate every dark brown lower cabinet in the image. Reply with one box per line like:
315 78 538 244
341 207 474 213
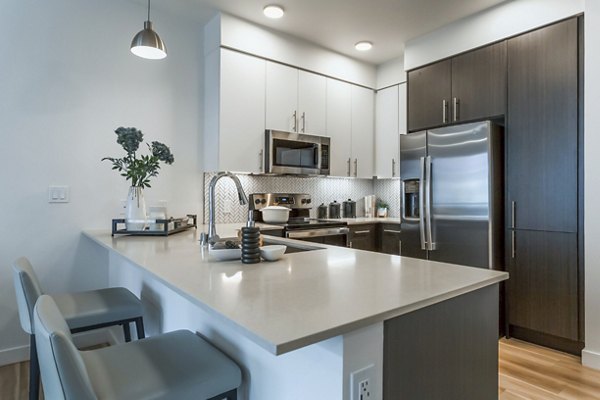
348 224 377 252
379 224 402 255
506 229 582 354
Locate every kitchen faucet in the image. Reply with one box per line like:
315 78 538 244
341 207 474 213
204 172 248 246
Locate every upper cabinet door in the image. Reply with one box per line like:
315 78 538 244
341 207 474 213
407 59 451 132
351 86 375 178
375 85 399 178
266 62 299 132
451 41 507 123
219 49 266 173
507 18 578 232
326 78 352 177
298 71 327 135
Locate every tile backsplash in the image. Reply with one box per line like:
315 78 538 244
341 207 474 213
203 173 400 223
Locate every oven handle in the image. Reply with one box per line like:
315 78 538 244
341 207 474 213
285 227 349 239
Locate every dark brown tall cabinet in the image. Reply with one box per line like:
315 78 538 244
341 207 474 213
506 17 583 354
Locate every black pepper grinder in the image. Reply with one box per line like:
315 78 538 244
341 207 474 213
241 210 261 264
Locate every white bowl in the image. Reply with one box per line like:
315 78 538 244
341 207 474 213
260 245 287 261
210 248 241 261
260 206 290 223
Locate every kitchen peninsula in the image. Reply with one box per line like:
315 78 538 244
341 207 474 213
84 225 507 400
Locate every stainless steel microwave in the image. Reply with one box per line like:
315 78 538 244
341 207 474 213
265 130 330 175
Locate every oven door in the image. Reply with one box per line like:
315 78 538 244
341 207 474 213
285 227 350 247
266 130 322 175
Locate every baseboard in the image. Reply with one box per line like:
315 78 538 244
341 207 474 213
508 325 584 355
0 327 122 367
582 348 600 370
0 345 30 366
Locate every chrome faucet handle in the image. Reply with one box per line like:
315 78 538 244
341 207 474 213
199 232 209 247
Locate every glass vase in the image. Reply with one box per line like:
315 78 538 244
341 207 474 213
125 186 147 231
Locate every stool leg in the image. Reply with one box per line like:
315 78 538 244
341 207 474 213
207 389 237 400
29 335 40 400
122 323 131 342
135 317 145 339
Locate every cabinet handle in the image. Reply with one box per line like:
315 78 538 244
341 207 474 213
301 112 306 133
383 229 401 234
511 201 516 229
354 230 371 234
347 158 351 177
259 149 264 172
453 97 459 122
511 231 516 259
354 158 358 177
349 241 353 248
442 100 448 123
392 158 396 177
293 110 297 132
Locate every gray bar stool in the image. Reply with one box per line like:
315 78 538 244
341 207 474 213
12 257 145 400
34 295 242 399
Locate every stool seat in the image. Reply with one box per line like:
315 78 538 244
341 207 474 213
83 330 242 400
53 287 143 331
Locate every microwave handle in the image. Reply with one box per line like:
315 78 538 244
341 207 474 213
314 144 320 166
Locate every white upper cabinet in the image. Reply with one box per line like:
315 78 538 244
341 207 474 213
326 79 352 177
266 62 299 132
215 48 266 173
266 63 327 135
298 71 327 135
351 86 375 178
375 85 400 178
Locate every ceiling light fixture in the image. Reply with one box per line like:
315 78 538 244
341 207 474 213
355 41 373 51
130 0 167 60
263 5 285 19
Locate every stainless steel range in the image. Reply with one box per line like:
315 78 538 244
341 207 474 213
250 193 349 246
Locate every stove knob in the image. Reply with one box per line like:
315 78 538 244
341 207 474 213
301 199 307 204
306 199 312 204
261 199 267 204
254 199 261 205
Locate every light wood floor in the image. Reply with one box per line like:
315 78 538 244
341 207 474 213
1 339 599 399
499 338 600 399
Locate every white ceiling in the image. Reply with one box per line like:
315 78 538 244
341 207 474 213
147 0 508 65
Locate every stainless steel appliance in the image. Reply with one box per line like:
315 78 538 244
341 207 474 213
250 193 349 246
265 130 330 175
399 121 503 269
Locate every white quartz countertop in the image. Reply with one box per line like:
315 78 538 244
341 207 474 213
84 224 507 355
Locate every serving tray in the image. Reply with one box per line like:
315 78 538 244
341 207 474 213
111 214 197 236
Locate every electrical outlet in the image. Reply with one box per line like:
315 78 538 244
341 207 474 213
48 185 70 203
223 199 233 214
351 364 374 400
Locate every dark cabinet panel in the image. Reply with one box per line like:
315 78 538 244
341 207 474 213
507 230 578 341
507 18 578 233
349 224 377 252
407 60 451 132
452 41 507 122
380 224 402 255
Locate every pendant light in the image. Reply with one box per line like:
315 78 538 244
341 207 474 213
130 0 167 60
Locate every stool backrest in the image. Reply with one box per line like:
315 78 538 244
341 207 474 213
33 295 97 400
12 257 43 334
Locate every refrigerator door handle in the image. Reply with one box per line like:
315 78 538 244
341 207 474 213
419 156 426 250
425 155 435 251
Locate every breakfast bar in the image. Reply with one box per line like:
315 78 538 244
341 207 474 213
84 226 507 400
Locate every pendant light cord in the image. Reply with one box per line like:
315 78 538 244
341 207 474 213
147 0 151 22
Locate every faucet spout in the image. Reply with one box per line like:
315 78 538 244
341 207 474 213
207 172 247 245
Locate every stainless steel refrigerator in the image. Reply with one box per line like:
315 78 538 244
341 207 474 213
399 121 504 269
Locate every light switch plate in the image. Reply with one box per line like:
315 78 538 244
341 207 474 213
48 186 70 203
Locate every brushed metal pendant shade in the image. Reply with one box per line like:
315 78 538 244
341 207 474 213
130 0 167 60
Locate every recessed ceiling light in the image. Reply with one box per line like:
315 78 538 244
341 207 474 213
355 41 373 51
263 5 284 19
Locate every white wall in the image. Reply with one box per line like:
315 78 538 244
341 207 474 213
376 56 406 90
404 0 584 70
583 0 600 370
210 13 377 88
0 0 203 364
